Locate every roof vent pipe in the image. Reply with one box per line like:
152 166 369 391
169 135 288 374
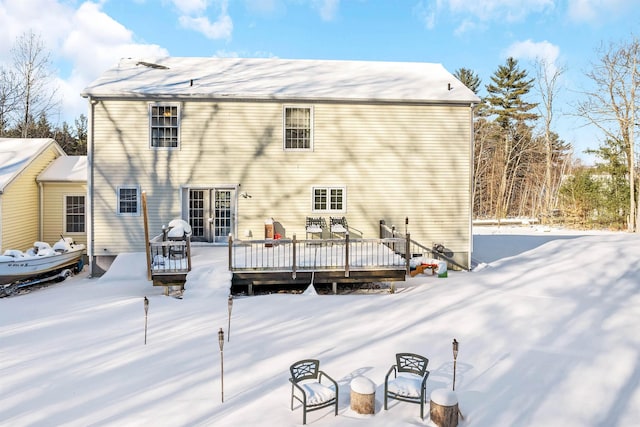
448 83 452 91
190 79 193 87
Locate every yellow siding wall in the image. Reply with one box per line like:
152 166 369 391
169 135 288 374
41 183 88 246
1 147 60 252
92 100 472 261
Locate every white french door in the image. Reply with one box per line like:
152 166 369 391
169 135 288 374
186 187 236 243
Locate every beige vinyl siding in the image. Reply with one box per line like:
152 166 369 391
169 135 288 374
92 101 181 254
40 183 87 246
92 99 472 260
1 147 60 252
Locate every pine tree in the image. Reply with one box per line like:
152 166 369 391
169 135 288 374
485 57 538 128
454 68 481 94
483 57 539 220
559 167 604 227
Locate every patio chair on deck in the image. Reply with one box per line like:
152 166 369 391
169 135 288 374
306 217 327 239
384 352 430 419
166 218 192 258
329 216 348 239
290 359 339 424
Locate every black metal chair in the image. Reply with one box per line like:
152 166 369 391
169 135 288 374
289 359 339 424
329 216 348 238
306 217 327 239
384 353 430 419
166 219 192 258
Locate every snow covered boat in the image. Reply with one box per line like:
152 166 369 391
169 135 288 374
0 238 85 295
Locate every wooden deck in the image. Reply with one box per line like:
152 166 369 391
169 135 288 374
231 269 407 295
142 218 462 296
229 234 410 295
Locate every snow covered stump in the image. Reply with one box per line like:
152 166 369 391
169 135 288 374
430 388 459 427
350 376 376 415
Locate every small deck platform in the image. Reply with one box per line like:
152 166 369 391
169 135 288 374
147 239 192 290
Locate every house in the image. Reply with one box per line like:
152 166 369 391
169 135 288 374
82 57 480 276
37 156 88 247
0 138 71 252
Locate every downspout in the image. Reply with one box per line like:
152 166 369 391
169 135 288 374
87 97 95 276
468 102 476 270
0 192 3 250
38 181 44 241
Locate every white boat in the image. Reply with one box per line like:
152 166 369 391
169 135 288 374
0 238 85 295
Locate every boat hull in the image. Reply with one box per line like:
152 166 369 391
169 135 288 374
0 246 85 285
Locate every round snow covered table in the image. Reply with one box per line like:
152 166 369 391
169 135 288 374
430 388 458 427
350 376 376 415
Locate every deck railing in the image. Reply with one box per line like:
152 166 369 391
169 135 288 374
229 233 409 277
379 220 468 271
148 234 192 275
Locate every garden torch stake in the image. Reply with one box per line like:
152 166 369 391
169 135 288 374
227 295 233 342
218 328 225 402
452 338 459 391
144 296 149 345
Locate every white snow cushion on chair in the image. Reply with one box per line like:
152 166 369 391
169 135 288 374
168 219 192 237
301 382 336 405
331 224 347 233
306 225 323 233
387 374 422 397
167 225 185 238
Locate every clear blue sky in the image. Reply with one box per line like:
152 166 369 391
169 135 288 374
1 0 639 164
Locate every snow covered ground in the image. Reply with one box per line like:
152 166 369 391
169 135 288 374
1 226 638 426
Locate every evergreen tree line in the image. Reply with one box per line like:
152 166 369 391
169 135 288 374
0 30 86 155
457 35 640 230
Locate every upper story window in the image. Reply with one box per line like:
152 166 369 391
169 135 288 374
150 103 180 148
284 106 313 150
312 186 345 212
117 186 140 216
65 195 85 233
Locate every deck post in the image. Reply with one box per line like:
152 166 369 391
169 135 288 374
332 282 337 294
228 235 233 271
391 224 397 252
379 220 385 238
292 234 297 279
186 238 192 271
142 191 152 281
405 232 411 274
344 232 350 277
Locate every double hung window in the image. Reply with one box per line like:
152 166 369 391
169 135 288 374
284 106 313 150
117 186 140 216
150 104 180 148
65 195 85 233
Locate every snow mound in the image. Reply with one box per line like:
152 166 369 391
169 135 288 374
303 284 318 295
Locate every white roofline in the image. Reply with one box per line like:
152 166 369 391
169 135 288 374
82 57 481 104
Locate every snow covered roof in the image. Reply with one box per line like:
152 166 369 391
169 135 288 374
37 156 87 182
0 138 64 192
82 57 481 104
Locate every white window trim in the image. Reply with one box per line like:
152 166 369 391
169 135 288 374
63 194 86 234
311 186 346 213
116 186 141 216
283 105 314 151
149 102 181 150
